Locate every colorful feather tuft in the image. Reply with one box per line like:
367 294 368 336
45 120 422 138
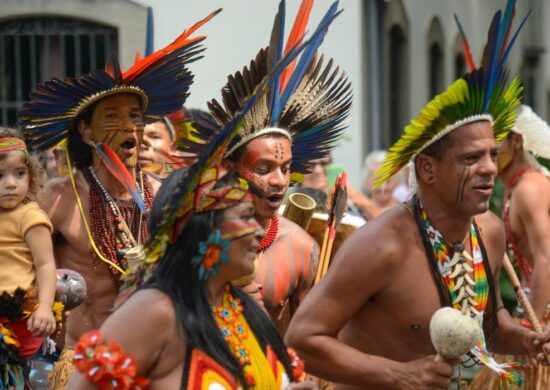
93 143 146 213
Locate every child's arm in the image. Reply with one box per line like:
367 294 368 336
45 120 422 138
25 224 57 337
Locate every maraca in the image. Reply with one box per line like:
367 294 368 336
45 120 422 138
55 269 87 311
429 307 481 361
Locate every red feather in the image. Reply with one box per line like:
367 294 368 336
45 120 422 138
134 51 143 64
99 143 138 193
279 0 314 92
123 9 221 84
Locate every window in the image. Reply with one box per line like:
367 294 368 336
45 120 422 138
389 25 406 143
427 17 445 97
0 17 117 126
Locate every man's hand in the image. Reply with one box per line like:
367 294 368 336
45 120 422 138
392 355 458 390
523 326 550 365
27 305 56 337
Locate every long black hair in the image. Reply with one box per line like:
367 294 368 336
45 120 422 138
144 169 293 386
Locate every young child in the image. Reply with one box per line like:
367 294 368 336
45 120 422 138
0 128 58 387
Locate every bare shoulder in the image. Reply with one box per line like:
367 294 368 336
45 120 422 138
515 171 550 203
116 288 176 324
279 216 316 245
475 209 505 242
335 204 417 267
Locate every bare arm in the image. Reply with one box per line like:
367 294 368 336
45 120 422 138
26 224 57 336
515 179 550 321
285 214 455 389
478 211 539 356
67 289 184 389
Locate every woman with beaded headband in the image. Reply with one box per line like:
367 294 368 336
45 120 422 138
0 128 64 389
180 0 352 335
17 10 220 388
67 166 316 389
287 1 550 388
67 34 322 387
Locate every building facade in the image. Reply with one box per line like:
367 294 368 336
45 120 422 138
0 0 547 188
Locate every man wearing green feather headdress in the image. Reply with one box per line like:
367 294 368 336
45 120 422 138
287 1 550 388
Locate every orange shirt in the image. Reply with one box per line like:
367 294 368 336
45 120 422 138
0 201 53 293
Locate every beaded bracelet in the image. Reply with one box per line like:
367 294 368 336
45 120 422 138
74 330 150 390
287 347 305 381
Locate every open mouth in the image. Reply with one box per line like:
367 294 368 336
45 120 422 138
265 194 283 209
120 139 137 150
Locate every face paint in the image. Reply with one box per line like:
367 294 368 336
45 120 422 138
236 137 292 220
496 138 514 173
88 94 145 168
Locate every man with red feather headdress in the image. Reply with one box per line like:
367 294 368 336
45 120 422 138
18 10 220 387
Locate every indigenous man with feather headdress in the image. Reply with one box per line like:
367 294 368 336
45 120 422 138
183 0 352 336
18 11 219 387
287 1 550 389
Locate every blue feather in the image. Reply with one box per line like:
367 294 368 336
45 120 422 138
482 11 502 111
274 1 340 121
496 10 530 76
269 0 286 121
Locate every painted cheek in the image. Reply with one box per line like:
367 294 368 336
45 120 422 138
219 219 258 241
242 168 267 192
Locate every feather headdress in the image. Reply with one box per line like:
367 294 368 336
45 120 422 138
144 15 333 265
182 0 352 177
18 9 221 152
512 105 550 159
375 0 528 188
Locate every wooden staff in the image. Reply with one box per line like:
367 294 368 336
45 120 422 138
502 253 549 361
314 172 348 283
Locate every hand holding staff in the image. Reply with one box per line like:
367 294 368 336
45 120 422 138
502 253 550 362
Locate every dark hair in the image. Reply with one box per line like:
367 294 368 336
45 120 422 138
144 169 293 386
421 133 455 161
67 102 97 169
0 127 45 201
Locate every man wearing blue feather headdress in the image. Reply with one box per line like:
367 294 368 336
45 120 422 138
17 11 220 388
181 0 352 337
287 1 550 389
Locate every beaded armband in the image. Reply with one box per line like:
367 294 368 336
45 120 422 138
287 347 305 382
74 330 150 390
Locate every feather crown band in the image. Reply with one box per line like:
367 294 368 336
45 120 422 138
18 9 221 152
180 0 351 175
374 0 528 187
224 127 291 158
0 137 27 154
145 17 322 265
512 105 550 159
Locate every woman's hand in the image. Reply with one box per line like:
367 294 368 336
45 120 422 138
28 305 56 337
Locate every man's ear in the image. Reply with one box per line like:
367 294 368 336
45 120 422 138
415 154 436 185
77 120 93 145
511 132 524 151
222 158 236 171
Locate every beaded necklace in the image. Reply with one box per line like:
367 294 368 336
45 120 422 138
211 287 255 385
259 215 278 252
85 167 151 281
414 196 521 385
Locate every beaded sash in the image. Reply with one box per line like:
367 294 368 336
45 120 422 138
417 200 522 385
